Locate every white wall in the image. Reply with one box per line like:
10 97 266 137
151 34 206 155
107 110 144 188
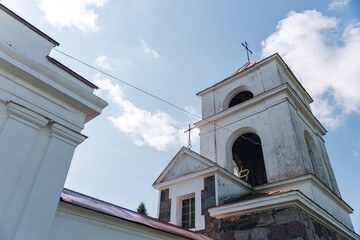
169 177 205 230
0 8 107 240
50 202 186 240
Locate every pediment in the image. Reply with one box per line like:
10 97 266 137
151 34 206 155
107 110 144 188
153 147 216 185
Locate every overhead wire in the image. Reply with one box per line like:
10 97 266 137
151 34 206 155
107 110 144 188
53 48 261 146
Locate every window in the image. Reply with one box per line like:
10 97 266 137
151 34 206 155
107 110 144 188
232 133 267 186
228 91 253 108
181 197 195 229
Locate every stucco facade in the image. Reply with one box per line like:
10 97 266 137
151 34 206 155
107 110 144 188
154 55 358 239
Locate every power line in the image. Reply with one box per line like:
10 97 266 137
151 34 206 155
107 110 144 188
53 48 261 146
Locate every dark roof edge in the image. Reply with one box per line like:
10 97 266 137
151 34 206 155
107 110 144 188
196 53 277 97
60 188 214 240
47 56 99 89
0 4 59 46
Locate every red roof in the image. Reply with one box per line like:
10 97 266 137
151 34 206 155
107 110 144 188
0 4 59 46
60 188 214 240
47 56 99 89
227 61 259 79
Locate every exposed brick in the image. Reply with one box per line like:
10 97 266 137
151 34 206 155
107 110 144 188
201 175 216 215
275 207 300 225
159 189 171 222
199 205 346 240
220 231 234 239
250 228 269 240
235 230 250 240
258 211 275 226
287 222 306 238
270 224 287 240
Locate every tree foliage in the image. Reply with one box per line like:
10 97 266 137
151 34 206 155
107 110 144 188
137 202 148 216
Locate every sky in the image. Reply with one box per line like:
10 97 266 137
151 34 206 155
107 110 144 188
1 0 360 233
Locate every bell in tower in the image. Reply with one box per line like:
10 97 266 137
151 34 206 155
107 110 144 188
153 53 358 239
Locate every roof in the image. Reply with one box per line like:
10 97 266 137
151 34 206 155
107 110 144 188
0 4 59 46
47 56 99 89
60 188 214 240
228 61 259 79
196 53 313 104
153 147 217 186
220 189 299 206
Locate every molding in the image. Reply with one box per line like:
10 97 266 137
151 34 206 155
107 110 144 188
153 147 216 186
208 190 359 240
50 122 87 147
196 54 312 104
194 83 326 136
6 101 48 129
0 41 108 123
153 165 252 194
253 174 353 213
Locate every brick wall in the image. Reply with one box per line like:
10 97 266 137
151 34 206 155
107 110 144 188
159 189 171 222
199 206 346 240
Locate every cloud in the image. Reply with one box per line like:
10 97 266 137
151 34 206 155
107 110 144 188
354 141 360 157
38 0 107 32
95 56 112 70
328 0 350 11
261 10 360 129
140 39 160 59
93 75 198 151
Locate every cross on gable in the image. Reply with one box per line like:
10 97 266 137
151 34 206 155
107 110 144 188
184 124 195 149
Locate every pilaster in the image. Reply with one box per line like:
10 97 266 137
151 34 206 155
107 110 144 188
15 122 86 240
0 101 48 240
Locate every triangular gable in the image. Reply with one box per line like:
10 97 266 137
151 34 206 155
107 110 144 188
153 147 216 185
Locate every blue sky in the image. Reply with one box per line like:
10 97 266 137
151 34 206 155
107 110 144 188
2 0 360 233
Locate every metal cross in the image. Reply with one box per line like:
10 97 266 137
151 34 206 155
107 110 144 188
241 41 253 62
184 124 195 149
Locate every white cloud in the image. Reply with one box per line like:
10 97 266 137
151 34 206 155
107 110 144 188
140 39 160 59
93 75 198 151
95 56 112 70
38 0 107 32
354 141 360 157
328 0 350 11
262 10 360 129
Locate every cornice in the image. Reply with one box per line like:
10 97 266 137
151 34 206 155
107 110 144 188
50 122 87 147
194 83 326 136
6 101 48 130
208 190 359 240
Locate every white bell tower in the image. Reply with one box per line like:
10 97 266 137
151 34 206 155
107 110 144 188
195 54 340 194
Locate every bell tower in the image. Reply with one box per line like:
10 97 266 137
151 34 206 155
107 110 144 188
154 53 357 239
195 54 339 194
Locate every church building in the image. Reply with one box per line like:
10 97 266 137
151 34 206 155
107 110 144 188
0 3 358 240
153 55 359 239
0 4 213 240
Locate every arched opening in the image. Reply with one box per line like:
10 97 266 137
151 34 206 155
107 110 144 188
228 91 253 108
232 133 267 186
304 131 327 182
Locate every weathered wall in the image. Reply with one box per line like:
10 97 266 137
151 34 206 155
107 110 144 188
199 207 347 240
216 174 250 205
159 189 171 223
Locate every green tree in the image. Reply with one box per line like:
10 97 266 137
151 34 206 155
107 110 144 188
137 202 148 216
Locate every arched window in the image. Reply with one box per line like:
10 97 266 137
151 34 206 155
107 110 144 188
232 133 267 186
228 91 253 108
304 131 325 180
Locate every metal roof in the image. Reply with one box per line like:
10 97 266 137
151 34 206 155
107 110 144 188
227 61 259 79
0 3 59 46
47 56 99 89
60 188 214 240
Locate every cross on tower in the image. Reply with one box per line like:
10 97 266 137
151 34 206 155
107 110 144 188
241 41 252 62
184 124 195 149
